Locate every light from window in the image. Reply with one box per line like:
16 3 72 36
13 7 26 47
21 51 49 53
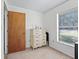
58 8 78 45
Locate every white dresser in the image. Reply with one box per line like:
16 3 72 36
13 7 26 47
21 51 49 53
30 28 46 49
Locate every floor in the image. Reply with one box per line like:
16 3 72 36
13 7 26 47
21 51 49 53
7 47 73 59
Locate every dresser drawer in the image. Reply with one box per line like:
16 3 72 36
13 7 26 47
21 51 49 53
34 39 39 42
42 41 46 45
34 42 39 48
33 34 42 37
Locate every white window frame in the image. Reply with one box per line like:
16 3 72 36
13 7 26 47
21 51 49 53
57 13 75 47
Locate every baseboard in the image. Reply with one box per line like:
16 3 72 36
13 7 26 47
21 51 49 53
49 46 74 59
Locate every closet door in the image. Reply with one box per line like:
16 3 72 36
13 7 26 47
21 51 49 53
8 11 26 53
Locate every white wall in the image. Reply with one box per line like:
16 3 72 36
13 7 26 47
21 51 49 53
5 5 44 54
1 0 5 58
43 0 77 58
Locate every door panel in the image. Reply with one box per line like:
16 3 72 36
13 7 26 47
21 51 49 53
17 12 26 51
8 11 26 53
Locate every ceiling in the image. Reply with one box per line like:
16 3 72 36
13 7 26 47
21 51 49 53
7 0 68 13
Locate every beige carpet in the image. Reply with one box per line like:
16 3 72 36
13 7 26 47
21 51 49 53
7 47 73 59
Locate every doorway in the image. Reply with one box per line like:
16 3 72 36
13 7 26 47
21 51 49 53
8 11 26 53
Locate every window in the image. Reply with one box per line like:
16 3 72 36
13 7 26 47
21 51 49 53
58 8 78 45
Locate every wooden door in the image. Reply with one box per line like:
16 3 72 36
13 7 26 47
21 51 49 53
8 11 26 53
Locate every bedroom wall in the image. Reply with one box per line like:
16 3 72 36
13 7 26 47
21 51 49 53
43 0 77 58
5 5 44 54
1 0 5 58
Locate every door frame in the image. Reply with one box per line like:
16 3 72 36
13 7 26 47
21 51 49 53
4 2 8 55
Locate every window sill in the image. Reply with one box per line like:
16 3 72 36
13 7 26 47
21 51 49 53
58 41 75 47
